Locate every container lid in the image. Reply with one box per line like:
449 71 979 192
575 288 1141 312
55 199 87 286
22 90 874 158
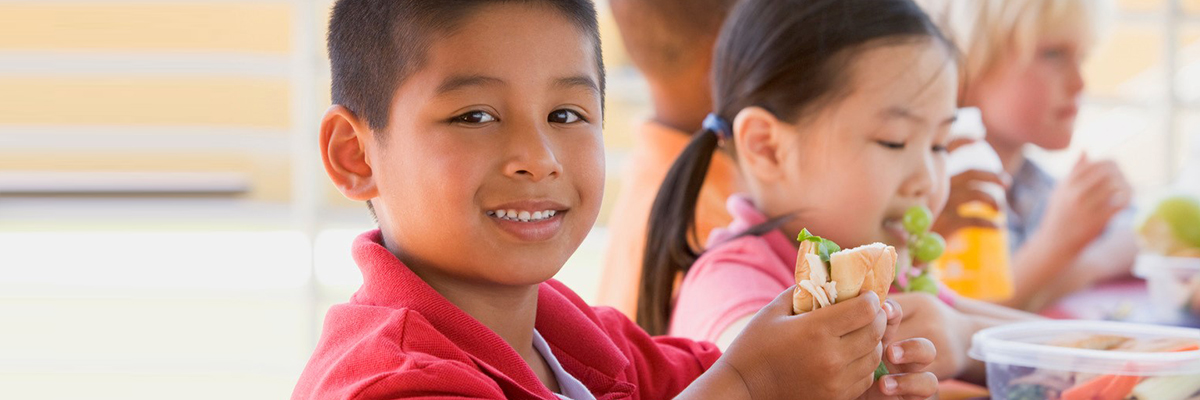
1133 254 1200 278
969 320 1200 376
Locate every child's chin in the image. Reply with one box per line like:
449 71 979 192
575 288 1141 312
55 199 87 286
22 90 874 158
489 252 570 281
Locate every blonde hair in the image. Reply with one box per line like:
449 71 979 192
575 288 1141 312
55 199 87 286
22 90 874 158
916 0 1112 85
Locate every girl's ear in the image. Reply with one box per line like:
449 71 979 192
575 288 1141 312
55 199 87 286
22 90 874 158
320 105 379 201
732 106 787 184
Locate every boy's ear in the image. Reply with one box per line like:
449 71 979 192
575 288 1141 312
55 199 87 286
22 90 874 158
320 105 378 201
732 106 786 184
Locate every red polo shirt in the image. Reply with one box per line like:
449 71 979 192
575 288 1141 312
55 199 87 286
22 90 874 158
292 230 722 400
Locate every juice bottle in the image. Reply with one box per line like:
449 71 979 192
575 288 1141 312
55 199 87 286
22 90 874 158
931 107 1014 301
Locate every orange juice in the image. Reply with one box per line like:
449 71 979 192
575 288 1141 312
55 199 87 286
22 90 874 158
934 107 1014 301
932 202 1014 301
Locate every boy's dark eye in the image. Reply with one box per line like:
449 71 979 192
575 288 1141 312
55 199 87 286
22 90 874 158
453 110 497 125
548 109 584 124
876 140 906 150
933 144 949 153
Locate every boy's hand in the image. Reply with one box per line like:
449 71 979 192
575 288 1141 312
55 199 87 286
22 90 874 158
1042 153 1131 252
717 287 887 400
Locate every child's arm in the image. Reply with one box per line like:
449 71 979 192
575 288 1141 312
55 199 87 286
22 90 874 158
892 293 1043 385
676 288 936 400
1002 155 1133 311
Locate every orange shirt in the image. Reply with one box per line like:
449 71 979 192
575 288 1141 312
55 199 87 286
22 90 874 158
597 121 739 319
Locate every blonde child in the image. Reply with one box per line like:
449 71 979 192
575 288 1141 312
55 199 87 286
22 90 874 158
919 0 1136 312
292 0 937 399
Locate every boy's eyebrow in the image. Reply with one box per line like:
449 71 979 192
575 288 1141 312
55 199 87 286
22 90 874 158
436 74 506 95
883 106 957 126
554 75 600 95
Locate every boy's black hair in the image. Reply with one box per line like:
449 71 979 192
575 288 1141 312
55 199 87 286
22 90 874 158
636 0 957 335
327 0 605 221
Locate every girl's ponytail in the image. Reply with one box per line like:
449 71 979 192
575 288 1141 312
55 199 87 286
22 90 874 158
635 0 955 336
637 114 731 335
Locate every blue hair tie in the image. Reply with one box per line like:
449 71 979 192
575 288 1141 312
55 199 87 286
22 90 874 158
702 113 733 140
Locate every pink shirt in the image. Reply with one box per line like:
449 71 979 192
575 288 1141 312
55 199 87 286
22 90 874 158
668 195 797 342
669 195 956 343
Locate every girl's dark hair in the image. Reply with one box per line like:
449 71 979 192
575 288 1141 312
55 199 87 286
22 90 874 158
636 0 954 335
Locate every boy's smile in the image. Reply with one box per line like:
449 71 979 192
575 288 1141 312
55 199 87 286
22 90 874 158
484 199 569 242
321 2 604 288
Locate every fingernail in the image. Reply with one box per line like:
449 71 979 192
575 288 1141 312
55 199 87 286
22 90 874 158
882 376 898 394
883 301 895 317
891 345 904 363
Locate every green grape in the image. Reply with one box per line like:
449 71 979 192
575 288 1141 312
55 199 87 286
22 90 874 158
902 205 933 235
908 273 940 295
911 232 945 263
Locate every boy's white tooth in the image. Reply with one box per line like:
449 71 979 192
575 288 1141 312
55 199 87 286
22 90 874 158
548 210 556 217
518 211 530 221
495 210 506 218
532 211 543 220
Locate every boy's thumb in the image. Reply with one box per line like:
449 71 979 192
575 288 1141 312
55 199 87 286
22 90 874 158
770 285 800 315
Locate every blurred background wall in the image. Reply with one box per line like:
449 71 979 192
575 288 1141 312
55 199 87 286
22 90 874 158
0 0 1197 398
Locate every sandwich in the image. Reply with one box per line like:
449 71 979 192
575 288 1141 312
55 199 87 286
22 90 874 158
792 229 897 314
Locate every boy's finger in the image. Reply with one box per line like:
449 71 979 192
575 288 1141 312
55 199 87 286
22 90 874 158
769 285 801 316
878 372 938 399
822 290 882 336
845 341 884 379
1070 152 1091 175
886 338 936 373
841 311 887 359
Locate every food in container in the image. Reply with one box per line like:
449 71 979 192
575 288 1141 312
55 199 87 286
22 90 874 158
970 320 1200 400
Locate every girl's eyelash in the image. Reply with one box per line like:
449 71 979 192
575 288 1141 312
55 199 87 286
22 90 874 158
877 140 906 150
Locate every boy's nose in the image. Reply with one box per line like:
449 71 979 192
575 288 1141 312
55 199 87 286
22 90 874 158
503 129 563 182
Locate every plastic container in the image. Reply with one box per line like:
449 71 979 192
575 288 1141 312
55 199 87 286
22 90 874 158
932 107 1014 301
1134 254 1200 320
970 320 1200 400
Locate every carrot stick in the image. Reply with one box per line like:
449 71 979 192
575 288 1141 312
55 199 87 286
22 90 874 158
1062 375 1116 400
1097 375 1140 400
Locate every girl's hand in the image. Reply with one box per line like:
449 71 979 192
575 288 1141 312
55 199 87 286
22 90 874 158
890 293 972 380
855 298 939 399
719 287 887 400
933 169 1009 238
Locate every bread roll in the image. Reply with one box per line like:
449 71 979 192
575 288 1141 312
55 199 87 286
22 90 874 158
793 241 817 313
793 241 897 314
